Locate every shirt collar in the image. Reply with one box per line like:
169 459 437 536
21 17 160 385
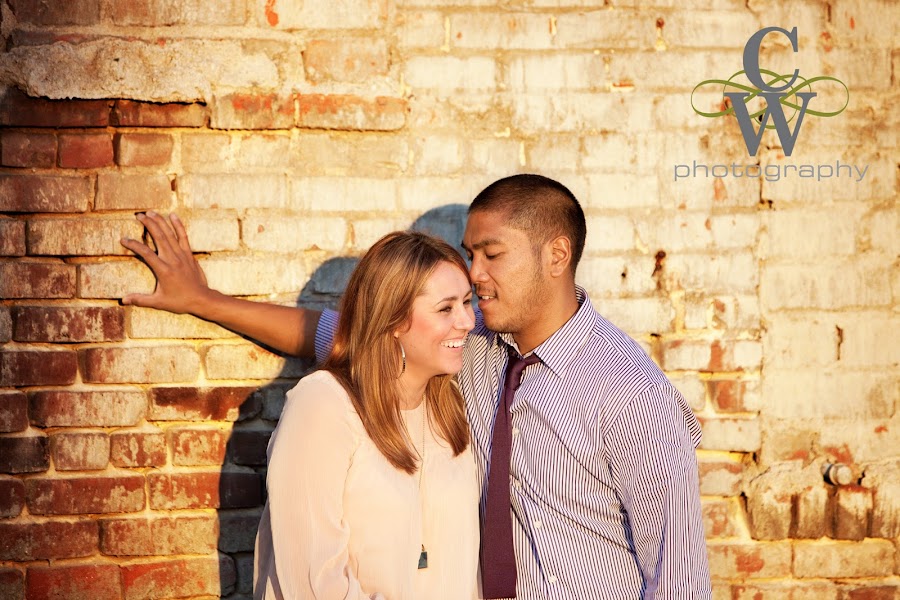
498 286 594 379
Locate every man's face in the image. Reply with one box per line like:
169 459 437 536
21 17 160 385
461 209 548 335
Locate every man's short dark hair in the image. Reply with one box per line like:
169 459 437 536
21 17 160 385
469 174 587 273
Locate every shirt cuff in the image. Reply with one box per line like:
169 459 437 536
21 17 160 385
314 308 339 364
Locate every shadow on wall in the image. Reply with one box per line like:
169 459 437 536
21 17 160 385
216 204 469 598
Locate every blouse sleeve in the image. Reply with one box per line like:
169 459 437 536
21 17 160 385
266 374 379 600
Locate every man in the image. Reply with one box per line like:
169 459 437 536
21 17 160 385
123 174 711 599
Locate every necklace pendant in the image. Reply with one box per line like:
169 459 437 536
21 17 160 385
418 545 428 569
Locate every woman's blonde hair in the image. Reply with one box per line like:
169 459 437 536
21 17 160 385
322 231 471 474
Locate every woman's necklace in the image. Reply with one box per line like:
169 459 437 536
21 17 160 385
417 398 428 570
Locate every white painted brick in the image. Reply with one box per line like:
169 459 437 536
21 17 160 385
763 208 860 259
685 293 763 332
293 133 409 177
582 134 639 172
204 342 308 380
700 417 761 452
664 252 758 294
404 56 497 94
199 256 309 296
179 216 241 252
512 93 645 135
410 135 466 175
635 213 715 253
261 0 385 29
179 174 290 210
863 207 899 255
554 10 655 49
607 50 738 91
595 297 676 334
831 0 900 46
585 215 636 252
507 54 606 93
396 177 481 212
79 260 157 300
397 11 445 49
242 216 348 252
667 373 706 412
181 132 234 172
762 315 839 369
834 313 900 368
709 214 760 249
662 11 760 49
761 260 893 310
819 418 900 464
733 340 763 370
523 136 581 172
451 13 556 50
578 255 658 297
235 134 292 170
585 173 660 209
471 139 521 174
760 154 894 204
763 370 896 420
351 217 412 250
292 177 398 212
128 307 235 340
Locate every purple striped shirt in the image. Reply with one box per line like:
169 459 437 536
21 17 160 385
316 287 711 599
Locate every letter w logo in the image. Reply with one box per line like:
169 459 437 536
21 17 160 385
726 90 817 156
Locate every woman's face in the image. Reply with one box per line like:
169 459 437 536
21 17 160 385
397 261 475 383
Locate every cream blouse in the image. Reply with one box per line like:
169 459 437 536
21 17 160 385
254 371 479 600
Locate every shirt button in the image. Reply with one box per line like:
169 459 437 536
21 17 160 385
548 575 558 584
533 520 542 529
512 427 520 436
512 478 521 490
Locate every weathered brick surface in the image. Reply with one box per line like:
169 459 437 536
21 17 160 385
114 133 174 167
303 38 389 83
296 95 408 131
58 133 114 168
27 217 142 256
0 350 77 386
81 345 200 383
0 520 98 559
78 259 157 299
25 564 121 599
100 516 217 556
149 386 260 422
170 427 229 466
112 100 208 127
0 89 111 127
147 471 262 510
0 476 26 518
218 511 262 553
707 541 792 580
0 130 57 167
227 429 272 467
211 92 294 130
0 260 76 298
12 305 124 342
0 435 49 474
0 568 24 599
109 429 167 468
0 175 92 213
793 539 896 578
94 172 173 211
0 391 28 433
0 219 26 256
204 342 308 380
10 0 101 26
26 475 145 515
52 431 110 470
121 556 235 600
29 389 146 427
127 307 234 340
0 307 9 342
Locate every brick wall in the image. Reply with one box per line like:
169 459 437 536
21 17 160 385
0 0 897 598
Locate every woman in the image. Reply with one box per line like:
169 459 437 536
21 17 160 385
253 231 479 600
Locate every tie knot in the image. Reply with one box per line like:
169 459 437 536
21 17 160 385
505 347 540 392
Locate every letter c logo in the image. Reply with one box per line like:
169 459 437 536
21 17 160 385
742 26 800 93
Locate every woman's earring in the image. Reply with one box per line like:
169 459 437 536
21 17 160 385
398 340 406 377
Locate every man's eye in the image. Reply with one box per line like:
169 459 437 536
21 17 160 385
485 254 498 260
463 298 472 306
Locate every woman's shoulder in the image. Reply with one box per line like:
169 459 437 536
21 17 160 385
282 370 361 427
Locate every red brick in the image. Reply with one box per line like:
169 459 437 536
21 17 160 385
0 307 8 342
0 435 48 473
9 0 100 25
841 585 899 600
0 260 76 299
227 429 271 466
26 564 120 600
122 556 234 600
210 92 295 130
218 512 261 553
58 133 114 168
296 94 408 131
29 389 146 427
109 429 166 468
12 305 124 342
149 386 260 421
26 475 145 515
148 471 263 510
0 89 111 127
0 174 92 212
0 568 24 599
112 100 208 127
0 131 56 167
26 217 142 256
100 516 217 556
702 498 744 538
707 541 792 579
708 379 753 413
303 38 389 83
0 349 77 386
107 0 178 25
95 172 173 211
0 477 26 518
81 346 200 384
0 520 98 560
52 431 110 471
114 133 174 167
0 219 26 256
0 391 28 433
834 486 873 541
170 427 229 466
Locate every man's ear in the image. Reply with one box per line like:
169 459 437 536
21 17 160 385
547 235 572 278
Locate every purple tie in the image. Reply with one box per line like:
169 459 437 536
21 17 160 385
480 347 540 599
